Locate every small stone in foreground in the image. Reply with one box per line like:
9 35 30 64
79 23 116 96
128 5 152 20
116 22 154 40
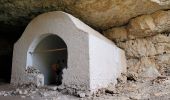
77 92 86 98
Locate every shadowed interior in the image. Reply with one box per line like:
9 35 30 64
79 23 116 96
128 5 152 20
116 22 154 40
32 34 68 85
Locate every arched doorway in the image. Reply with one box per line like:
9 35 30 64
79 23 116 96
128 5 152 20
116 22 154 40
29 34 67 85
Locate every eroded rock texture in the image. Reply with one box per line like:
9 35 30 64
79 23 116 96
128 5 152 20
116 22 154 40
104 10 170 41
0 0 170 81
1 0 170 31
104 10 170 79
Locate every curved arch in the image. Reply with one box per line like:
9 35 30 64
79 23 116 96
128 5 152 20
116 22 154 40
11 11 90 88
26 33 68 85
26 33 52 67
26 33 68 67
11 11 97 90
11 11 126 92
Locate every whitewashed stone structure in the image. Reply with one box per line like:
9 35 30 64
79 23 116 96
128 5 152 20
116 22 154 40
11 11 126 92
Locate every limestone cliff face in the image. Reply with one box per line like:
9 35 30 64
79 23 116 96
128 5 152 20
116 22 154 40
0 0 170 80
104 10 170 78
1 0 170 31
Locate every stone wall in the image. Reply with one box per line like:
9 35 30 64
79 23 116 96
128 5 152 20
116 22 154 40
104 10 170 79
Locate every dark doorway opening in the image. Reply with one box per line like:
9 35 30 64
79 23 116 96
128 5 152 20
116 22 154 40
32 34 68 85
0 23 25 84
0 39 13 84
0 54 12 84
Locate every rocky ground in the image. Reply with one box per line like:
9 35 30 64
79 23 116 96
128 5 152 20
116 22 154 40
0 76 170 100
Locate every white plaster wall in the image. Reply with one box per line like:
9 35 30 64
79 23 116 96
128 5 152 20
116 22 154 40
89 34 126 91
11 11 127 92
11 11 90 89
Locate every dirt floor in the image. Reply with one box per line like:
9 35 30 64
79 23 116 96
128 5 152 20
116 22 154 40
0 76 170 100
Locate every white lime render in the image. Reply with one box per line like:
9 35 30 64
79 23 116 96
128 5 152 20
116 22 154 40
11 11 126 92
